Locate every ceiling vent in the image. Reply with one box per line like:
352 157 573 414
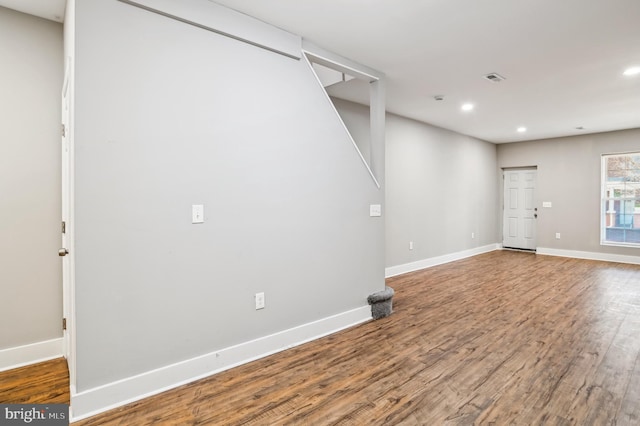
483 73 506 82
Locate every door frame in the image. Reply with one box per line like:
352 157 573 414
61 56 76 389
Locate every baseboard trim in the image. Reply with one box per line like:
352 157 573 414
70 305 372 422
536 247 640 265
0 338 64 372
385 244 501 278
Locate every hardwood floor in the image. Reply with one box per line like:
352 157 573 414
0 357 69 404
3 251 640 424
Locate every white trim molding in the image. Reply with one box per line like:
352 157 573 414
0 338 64 372
536 247 640 265
118 0 302 59
70 306 371 422
385 244 501 278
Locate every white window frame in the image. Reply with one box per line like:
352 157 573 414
601 152 640 248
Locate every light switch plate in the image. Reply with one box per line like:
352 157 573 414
255 292 265 310
369 204 382 217
192 204 204 223
543 201 552 208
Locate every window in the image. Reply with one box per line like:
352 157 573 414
602 153 640 246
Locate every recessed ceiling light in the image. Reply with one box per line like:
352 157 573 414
517 127 527 133
461 103 474 111
623 66 640 76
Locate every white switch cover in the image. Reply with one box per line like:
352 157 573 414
555 233 561 239
370 204 382 217
255 292 265 310
543 201 553 208
192 204 204 223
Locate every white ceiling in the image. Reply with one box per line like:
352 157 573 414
212 0 640 143
2 0 638 143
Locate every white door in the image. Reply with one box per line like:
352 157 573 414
61 58 75 386
503 169 537 250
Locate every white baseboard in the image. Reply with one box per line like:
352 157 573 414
70 305 372 422
536 247 640 265
385 243 500 278
0 338 64 372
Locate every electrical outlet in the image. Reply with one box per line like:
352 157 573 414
555 233 561 239
255 292 265 310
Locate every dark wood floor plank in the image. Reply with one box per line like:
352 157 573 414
618 349 640 425
3 251 640 424
0 358 69 404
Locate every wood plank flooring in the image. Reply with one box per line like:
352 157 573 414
0 357 69 404
3 251 640 424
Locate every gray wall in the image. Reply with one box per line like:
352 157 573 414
497 128 640 255
331 97 372 174
386 113 499 267
0 7 63 350
333 98 499 268
74 0 384 391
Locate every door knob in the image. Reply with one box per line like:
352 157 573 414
534 214 538 218
58 248 69 257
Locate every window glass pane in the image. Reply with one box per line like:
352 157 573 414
602 153 640 246
607 156 626 171
607 157 625 181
